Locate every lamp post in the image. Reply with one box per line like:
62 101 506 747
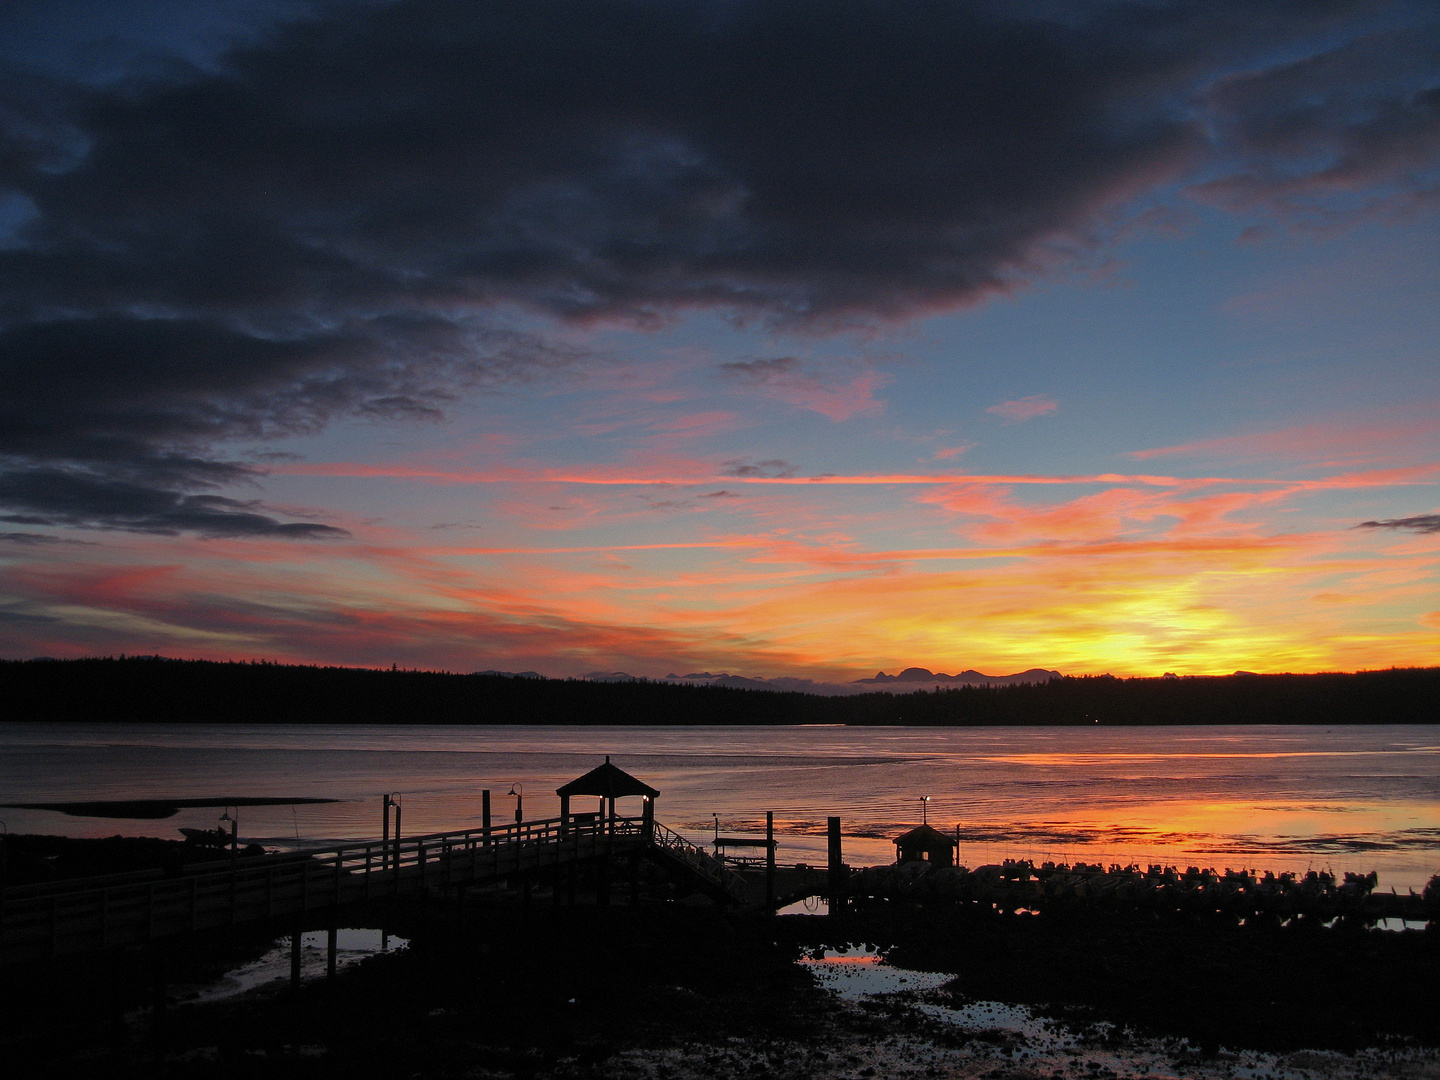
921 795 930 825
508 783 523 824
219 807 238 857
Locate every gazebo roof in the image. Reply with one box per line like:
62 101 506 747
555 756 659 798
894 823 955 848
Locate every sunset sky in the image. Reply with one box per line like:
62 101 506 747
1 0 1437 680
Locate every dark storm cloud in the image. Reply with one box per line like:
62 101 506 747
1355 514 1440 534
0 468 349 537
0 531 87 545
1194 20 1440 220
0 311 576 536
0 0 1435 533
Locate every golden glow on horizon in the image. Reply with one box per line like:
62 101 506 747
5 440 1437 677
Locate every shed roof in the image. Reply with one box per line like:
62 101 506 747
555 756 659 798
894 823 955 848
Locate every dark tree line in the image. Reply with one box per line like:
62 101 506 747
1 656 1436 726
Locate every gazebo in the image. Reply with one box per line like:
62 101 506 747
555 756 659 837
894 823 956 867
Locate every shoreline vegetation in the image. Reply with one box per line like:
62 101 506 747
1 655 1438 726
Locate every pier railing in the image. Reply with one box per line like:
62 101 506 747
0 814 649 966
649 822 749 901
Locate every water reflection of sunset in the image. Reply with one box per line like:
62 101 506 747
3 723 1435 891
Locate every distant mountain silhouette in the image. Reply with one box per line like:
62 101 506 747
857 667 1061 687
575 666 1062 696
582 670 872 695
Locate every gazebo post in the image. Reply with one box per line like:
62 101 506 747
642 796 654 840
559 794 570 838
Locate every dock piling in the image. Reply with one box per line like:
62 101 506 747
766 811 776 911
827 817 844 914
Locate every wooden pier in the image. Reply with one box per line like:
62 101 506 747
0 814 751 968
4 810 1431 972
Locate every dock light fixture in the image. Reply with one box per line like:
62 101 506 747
219 807 238 855
921 795 930 825
508 783 523 824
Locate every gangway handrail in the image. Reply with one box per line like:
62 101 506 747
649 822 748 898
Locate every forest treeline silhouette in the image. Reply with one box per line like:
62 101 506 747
2 657 1436 726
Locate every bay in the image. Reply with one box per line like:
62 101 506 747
1 723 1436 891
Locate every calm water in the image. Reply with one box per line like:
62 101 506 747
1 724 1437 891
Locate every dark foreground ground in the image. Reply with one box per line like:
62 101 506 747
2 894 1436 1080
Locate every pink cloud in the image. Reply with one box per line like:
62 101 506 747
986 395 1058 422
1130 411 1440 466
932 444 974 461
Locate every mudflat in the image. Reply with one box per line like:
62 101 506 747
2 897 1436 1079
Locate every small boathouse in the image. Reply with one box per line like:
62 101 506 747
894 823 956 868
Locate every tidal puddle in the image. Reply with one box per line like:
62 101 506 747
796 945 1440 1080
188 927 407 1004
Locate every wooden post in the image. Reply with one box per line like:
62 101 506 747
393 801 402 896
827 817 844 915
482 789 491 846
382 795 391 872
560 793 570 838
766 811 776 912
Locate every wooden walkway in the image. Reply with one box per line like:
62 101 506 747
0 815 751 967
